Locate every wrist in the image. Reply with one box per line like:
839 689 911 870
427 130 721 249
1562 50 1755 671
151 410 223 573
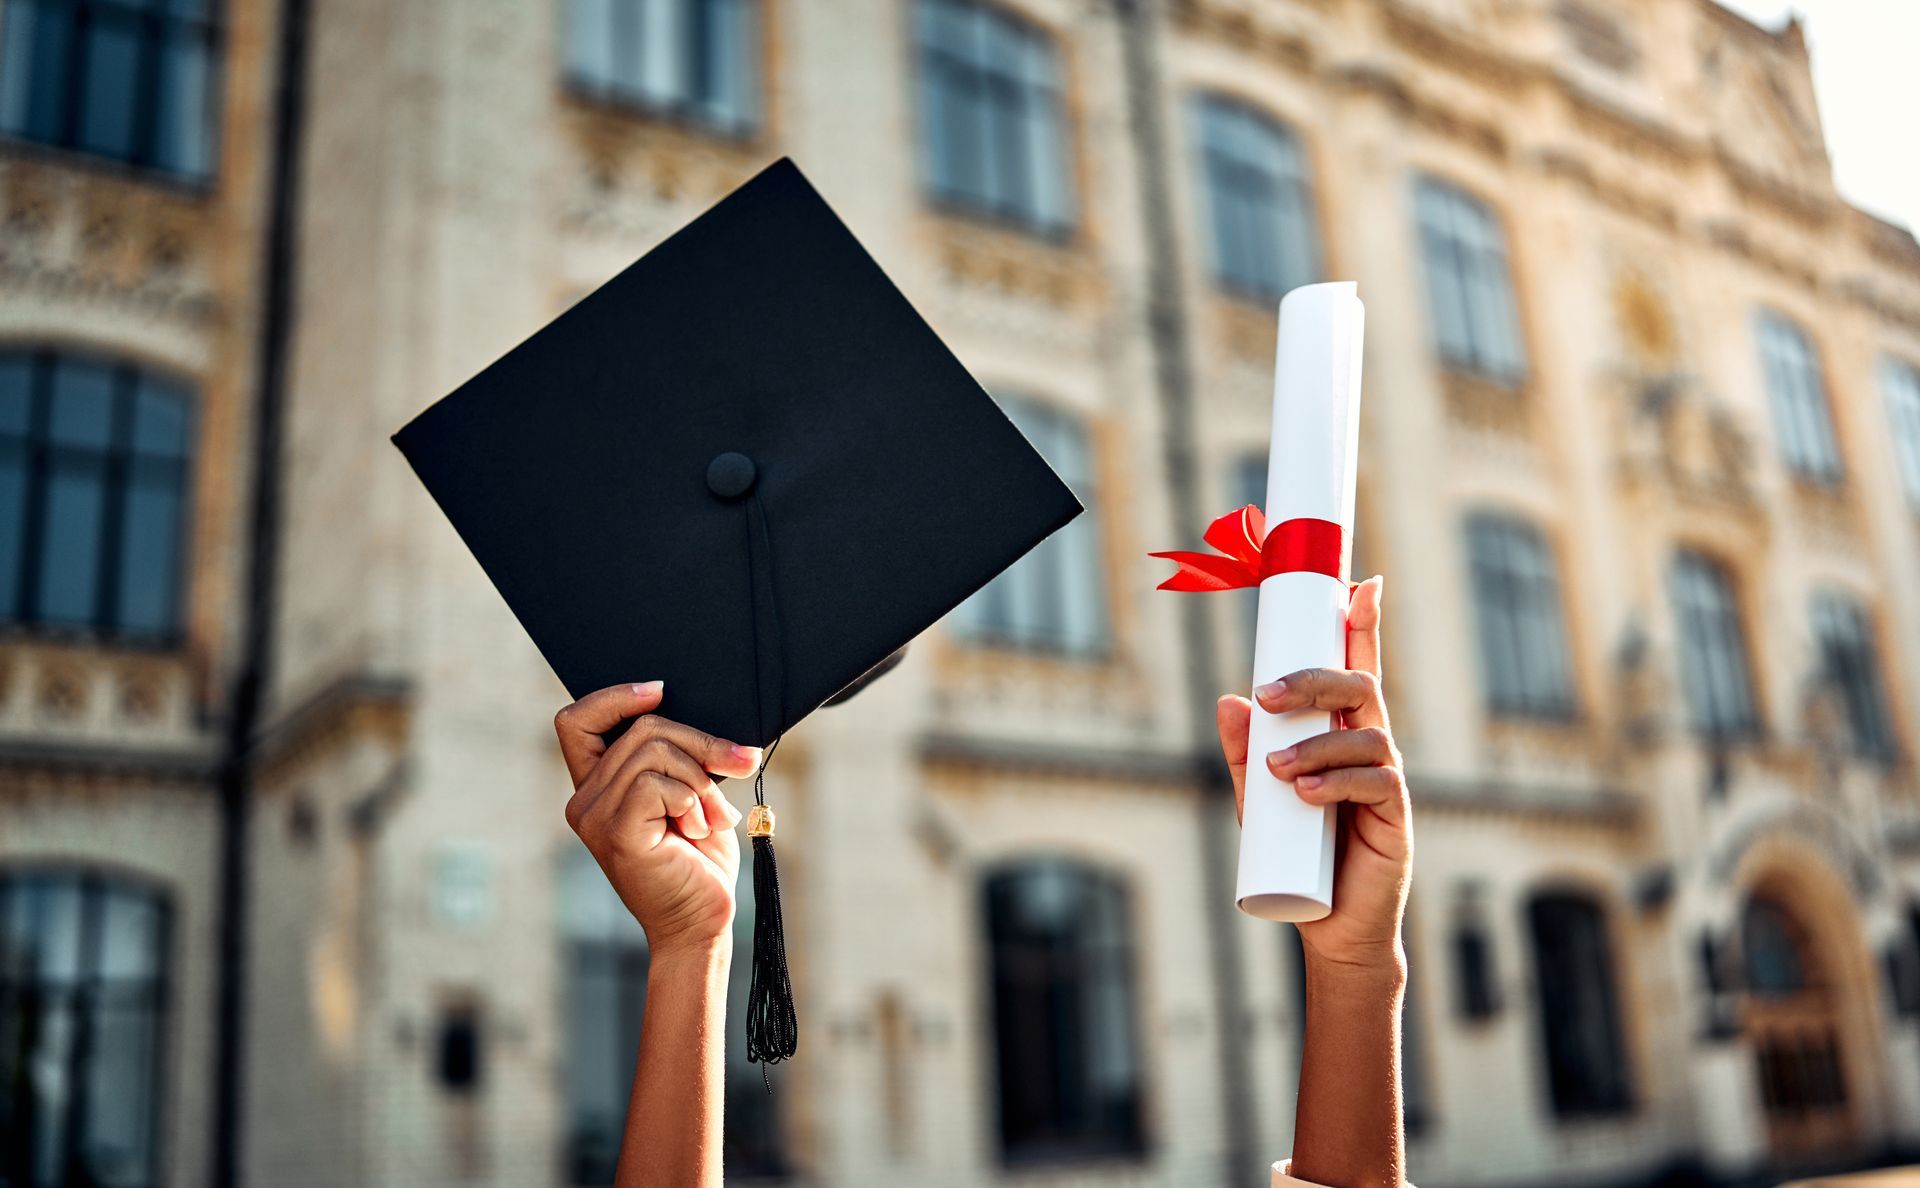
1303 942 1407 992
647 932 733 972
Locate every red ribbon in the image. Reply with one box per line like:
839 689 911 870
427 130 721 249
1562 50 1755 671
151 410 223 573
1151 505 1344 591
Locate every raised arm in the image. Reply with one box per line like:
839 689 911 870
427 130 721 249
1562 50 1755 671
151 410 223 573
1216 576 1411 1188
554 682 763 1188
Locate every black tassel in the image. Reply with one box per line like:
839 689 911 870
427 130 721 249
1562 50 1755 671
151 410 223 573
744 745 796 1079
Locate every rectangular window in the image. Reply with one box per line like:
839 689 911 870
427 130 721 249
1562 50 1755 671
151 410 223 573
1810 591 1895 760
563 0 760 135
0 874 170 1188
1755 310 1842 483
986 862 1144 1163
914 0 1075 236
1 351 195 641
1668 550 1760 740
1882 356 1920 509
0 0 222 179
949 396 1106 654
1414 177 1526 385
1465 513 1576 719
1194 96 1319 304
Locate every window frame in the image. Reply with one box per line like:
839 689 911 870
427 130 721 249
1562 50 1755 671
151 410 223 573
0 347 197 646
1526 890 1634 1119
0 867 173 1188
1881 354 1920 510
1463 511 1578 721
1191 92 1321 306
1412 174 1528 386
948 395 1108 657
0 0 225 184
1809 589 1897 761
560 0 763 138
1667 548 1762 743
981 859 1146 1166
1753 309 1844 485
911 0 1077 240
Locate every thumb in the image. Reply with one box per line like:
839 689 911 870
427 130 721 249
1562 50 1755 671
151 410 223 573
1216 695 1252 826
554 681 666 784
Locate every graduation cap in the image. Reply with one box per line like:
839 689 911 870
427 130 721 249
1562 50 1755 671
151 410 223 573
392 158 1082 1070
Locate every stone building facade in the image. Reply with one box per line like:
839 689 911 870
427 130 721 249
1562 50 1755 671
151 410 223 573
4 0 1920 1186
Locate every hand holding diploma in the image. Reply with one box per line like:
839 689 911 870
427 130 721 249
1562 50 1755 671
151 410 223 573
1214 576 1409 971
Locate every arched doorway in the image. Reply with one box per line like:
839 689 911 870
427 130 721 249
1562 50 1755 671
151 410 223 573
1741 892 1854 1160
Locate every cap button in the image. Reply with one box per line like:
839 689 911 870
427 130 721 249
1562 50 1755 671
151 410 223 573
706 451 757 500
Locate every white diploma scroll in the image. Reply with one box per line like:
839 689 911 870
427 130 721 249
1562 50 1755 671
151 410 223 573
1236 282 1364 923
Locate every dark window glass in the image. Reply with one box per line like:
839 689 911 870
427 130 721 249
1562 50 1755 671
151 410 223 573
1755 310 1842 484
557 849 779 1184
1810 591 1895 760
0 351 195 641
1667 550 1759 740
1465 513 1575 718
985 861 1143 1163
1193 95 1320 303
1527 893 1631 1117
950 396 1105 653
563 0 760 136
913 0 1075 235
1414 176 1526 384
1452 922 1500 1020
0 0 222 179
0 872 170 1188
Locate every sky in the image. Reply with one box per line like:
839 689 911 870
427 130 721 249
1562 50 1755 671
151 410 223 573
1713 0 1920 231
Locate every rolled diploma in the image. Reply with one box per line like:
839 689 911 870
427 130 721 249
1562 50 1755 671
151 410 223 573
1237 282 1364 923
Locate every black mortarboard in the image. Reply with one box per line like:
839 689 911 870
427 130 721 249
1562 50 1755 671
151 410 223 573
392 158 1081 1068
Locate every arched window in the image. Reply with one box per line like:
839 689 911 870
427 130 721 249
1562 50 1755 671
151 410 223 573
1754 310 1842 484
1465 513 1575 719
0 0 222 179
1526 892 1631 1117
950 396 1106 654
1809 591 1896 759
0 870 170 1187
913 0 1076 235
556 848 779 1184
1413 177 1526 385
1667 549 1759 740
1192 95 1320 303
984 860 1143 1162
0 351 195 640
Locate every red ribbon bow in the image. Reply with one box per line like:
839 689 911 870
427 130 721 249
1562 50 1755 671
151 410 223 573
1151 505 1344 591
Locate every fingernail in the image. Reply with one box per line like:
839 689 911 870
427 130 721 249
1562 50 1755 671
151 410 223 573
632 680 663 696
732 744 760 763
1297 774 1323 790
1257 679 1286 703
1272 746 1297 766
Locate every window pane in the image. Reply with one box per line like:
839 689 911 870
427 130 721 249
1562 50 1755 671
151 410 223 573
38 458 109 624
153 28 215 176
637 0 686 107
0 0 76 141
99 888 164 981
85 1004 160 1185
132 378 191 458
567 0 617 87
50 361 117 449
1882 357 1920 506
78 13 144 160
